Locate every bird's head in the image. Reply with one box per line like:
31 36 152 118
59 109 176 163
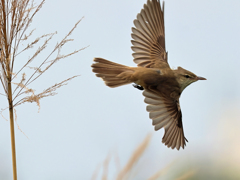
175 67 206 92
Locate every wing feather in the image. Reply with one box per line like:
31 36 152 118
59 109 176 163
132 0 169 68
143 90 187 150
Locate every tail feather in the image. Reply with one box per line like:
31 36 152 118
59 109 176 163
93 58 126 67
92 58 133 88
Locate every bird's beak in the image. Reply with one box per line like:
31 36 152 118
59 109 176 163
196 76 206 80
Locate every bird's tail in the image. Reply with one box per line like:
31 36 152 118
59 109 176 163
91 58 134 88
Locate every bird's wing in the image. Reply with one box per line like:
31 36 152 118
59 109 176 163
143 90 188 150
131 0 170 69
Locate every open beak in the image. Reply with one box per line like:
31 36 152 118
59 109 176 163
196 76 206 80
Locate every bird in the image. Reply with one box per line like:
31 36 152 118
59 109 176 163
91 0 206 150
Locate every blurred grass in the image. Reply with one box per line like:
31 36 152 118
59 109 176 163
92 112 240 180
91 134 195 180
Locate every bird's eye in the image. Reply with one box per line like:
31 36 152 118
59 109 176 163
184 75 190 78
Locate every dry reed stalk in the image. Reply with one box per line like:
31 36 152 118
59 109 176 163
0 0 86 179
101 154 111 180
116 134 152 180
91 164 101 180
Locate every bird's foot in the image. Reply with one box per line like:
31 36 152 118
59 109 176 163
132 83 144 91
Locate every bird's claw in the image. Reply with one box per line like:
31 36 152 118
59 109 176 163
132 83 144 91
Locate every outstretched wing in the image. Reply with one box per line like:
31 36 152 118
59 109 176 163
131 0 170 69
143 90 188 150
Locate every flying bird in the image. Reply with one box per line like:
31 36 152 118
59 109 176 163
91 0 206 150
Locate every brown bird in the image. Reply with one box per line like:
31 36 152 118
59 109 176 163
91 0 206 150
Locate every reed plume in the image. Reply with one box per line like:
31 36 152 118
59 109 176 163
0 0 86 179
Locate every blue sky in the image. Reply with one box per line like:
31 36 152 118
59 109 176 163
0 0 240 179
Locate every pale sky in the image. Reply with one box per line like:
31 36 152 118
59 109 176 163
0 0 240 179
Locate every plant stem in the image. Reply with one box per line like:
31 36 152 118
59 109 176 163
8 80 17 180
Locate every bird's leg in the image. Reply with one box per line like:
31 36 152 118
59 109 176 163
132 83 144 91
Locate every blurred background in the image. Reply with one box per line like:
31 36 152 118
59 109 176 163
0 0 240 179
